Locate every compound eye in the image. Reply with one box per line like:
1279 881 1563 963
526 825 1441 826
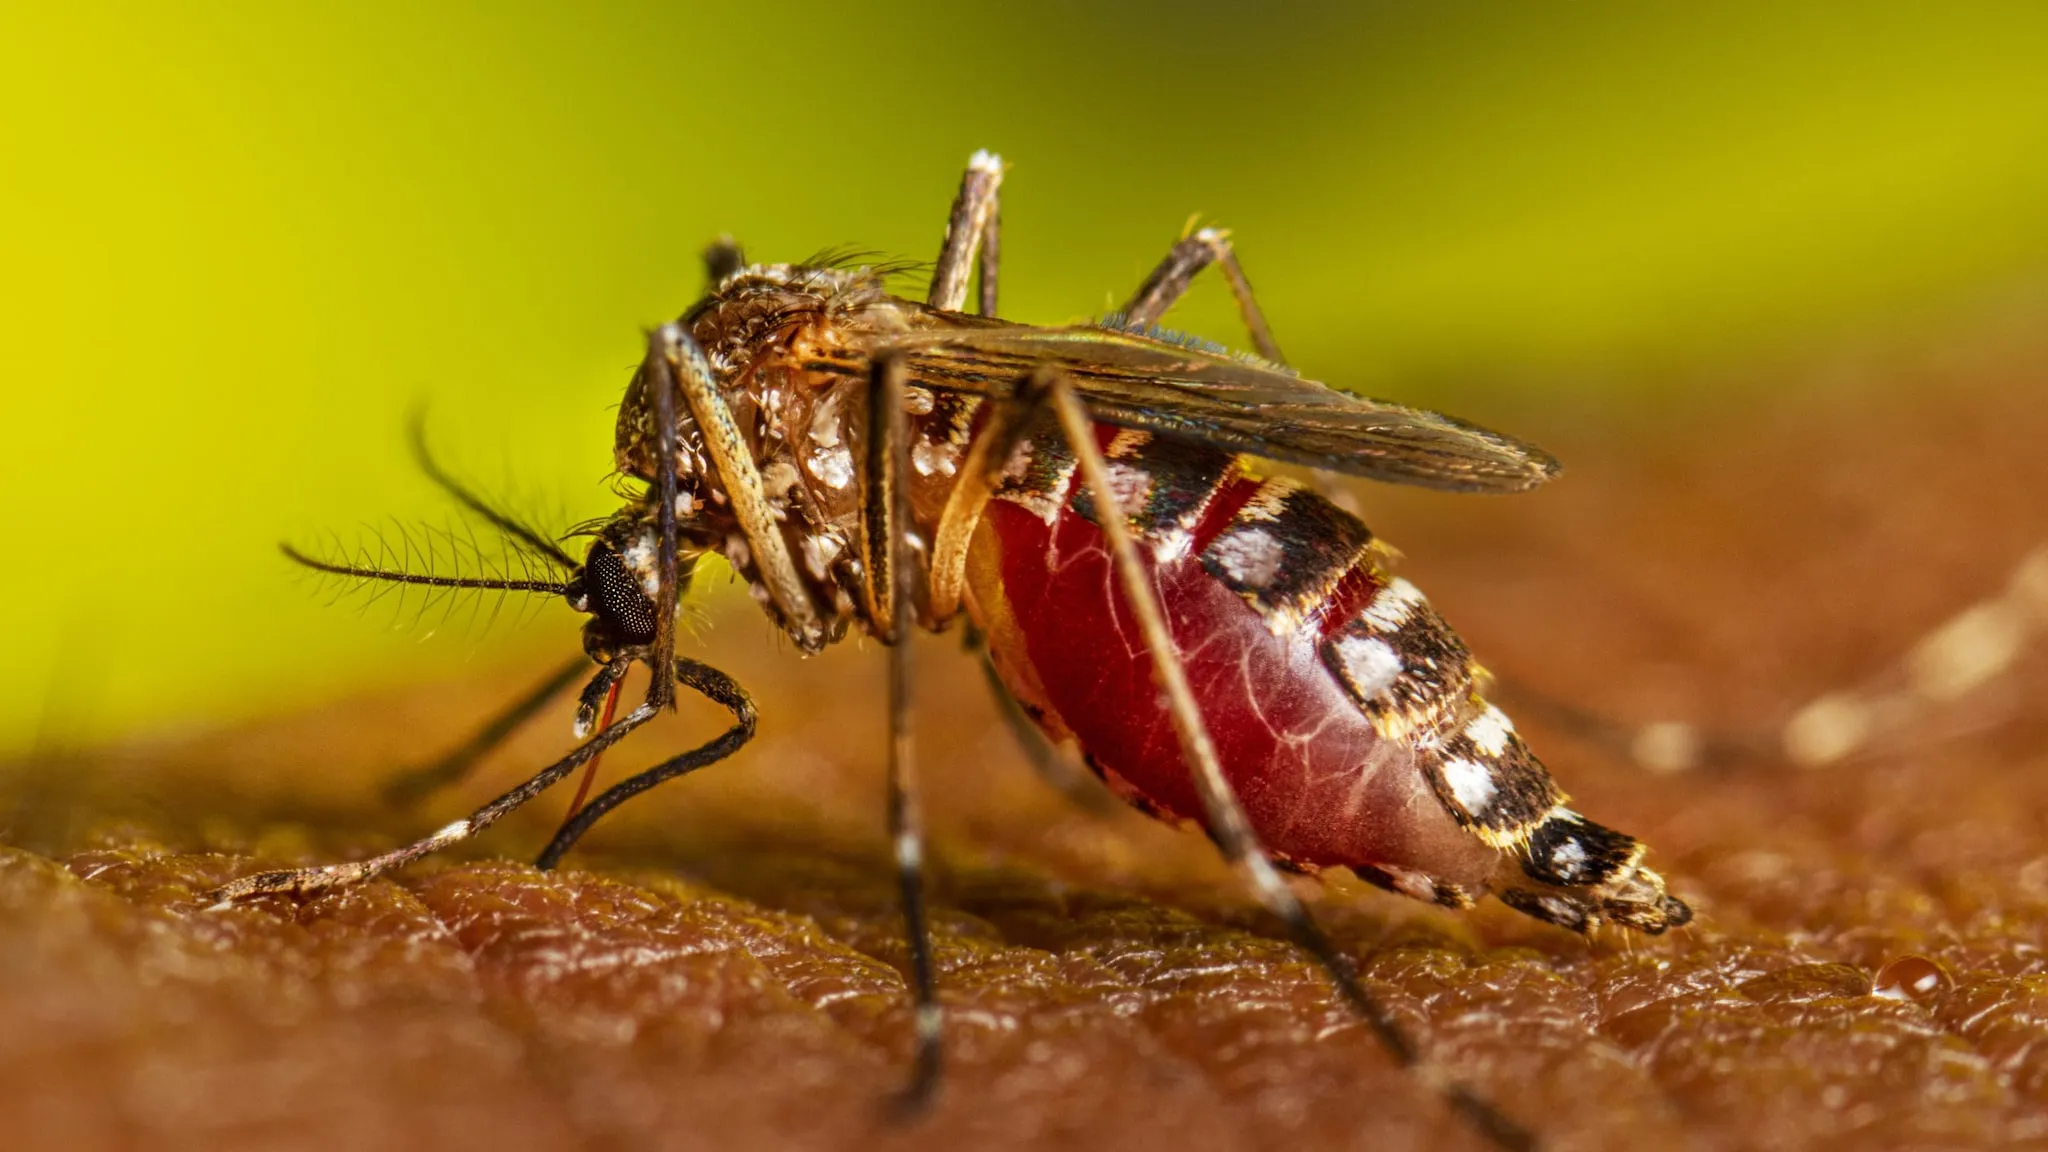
583 542 658 647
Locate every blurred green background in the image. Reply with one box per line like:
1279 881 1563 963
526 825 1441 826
5 1 2047 753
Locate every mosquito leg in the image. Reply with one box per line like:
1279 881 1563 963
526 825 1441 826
498 320 802 868
1121 224 1285 365
1029 367 1533 1152
531 659 757 870
858 351 912 639
927 150 1003 315
861 350 945 1109
647 322 824 654
703 235 745 286
976 193 1000 318
1589 540 2048 773
926 394 1032 622
1118 227 1363 510
383 654 590 806
208 692 660 904
641 328 684 710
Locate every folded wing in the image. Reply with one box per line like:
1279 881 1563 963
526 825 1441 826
882 325 1560 493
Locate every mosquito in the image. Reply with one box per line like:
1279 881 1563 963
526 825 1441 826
216 151 1699 1151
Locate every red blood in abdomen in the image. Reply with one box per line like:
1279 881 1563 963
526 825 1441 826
973 499 1499 889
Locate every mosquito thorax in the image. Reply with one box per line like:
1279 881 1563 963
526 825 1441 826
608 265 913 653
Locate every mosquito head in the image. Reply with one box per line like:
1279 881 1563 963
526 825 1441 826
563 516 697 664
566 539 659 661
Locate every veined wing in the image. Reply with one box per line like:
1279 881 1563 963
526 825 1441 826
875 324 1560 493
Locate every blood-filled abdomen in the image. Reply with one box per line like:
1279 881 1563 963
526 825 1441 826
961 428 1504 901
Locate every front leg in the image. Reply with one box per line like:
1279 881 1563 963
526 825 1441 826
533 659 758 870
647 322 825 651
209 692 660 904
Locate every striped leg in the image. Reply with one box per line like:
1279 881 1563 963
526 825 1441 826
927 151 1003 316
209 693 661 904
649 321 824 654
211 654 759 902
1012 368 1532 1152
1121 223 1285 364
218 318 771 903
1119 226 1365 511
533 659 757 870
503 319 806 860
862 351 945 1108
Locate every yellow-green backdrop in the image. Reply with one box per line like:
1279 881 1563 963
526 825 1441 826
5 2 2048 753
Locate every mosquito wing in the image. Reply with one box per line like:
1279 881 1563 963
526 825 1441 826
881 324 1561 493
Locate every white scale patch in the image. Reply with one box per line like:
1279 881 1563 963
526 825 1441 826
894 829 923 871
762 460 802 502
914 392 974 478
1361 578 1426 633
806 444 854 489
724 533 753 573
1000 438 1036 482
621 529 664 601
912 437 960 478
1103 461 1153 520
1333 634 1403 698
1152 528 1196 564
1464 704 1515 757
1439 757 1498 816
805 389 855 489
799 532 845 582
1210 527 1285 589
808 391 844 446
1546 837 1589 882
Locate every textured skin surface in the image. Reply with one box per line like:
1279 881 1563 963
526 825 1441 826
4 346 2047 1151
